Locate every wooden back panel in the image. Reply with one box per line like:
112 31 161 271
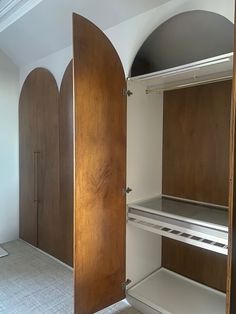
73 14 126 314
162 238 227 292
162 81 232 293
162 80 231 206
58 61 74 266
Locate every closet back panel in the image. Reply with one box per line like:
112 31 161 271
162 238 227 292
162 80 231 206
59 61 73 266
162 80 231 293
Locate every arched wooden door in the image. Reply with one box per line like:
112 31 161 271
73 13 127 314
59 61 74 266
19 69 60 260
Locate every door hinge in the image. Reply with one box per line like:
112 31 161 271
122 279 132 291
123 89 133 97
122 187 132 195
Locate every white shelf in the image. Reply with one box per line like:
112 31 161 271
128 53 233 93
128 197 228 255
127 268 226 314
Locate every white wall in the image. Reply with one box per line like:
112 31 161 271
20 0 234 87
127 80 163 204
106 0 234 76
126 79 163 286
20 45 72 89
0 50 19 243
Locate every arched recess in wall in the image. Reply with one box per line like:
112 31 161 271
131 10 234 76
59 60 73 266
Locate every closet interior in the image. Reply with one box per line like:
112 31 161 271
125 53 233 314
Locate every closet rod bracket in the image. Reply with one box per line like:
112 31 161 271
123 187 133 195
123 89 133 97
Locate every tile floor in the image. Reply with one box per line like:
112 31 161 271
0 240 141 314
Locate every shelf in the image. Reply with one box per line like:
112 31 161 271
128 53 233 93
127 268 226 314
128 197 228 255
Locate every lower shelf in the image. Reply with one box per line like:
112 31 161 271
127 268 226 314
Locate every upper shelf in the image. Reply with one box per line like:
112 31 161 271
128 196 228 255
128 53 233 93
130 196 228 231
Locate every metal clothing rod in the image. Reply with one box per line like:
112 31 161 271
146 75 232 94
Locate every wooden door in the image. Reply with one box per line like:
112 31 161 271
36 70 60 260
20 69 60 256
58 61 74 266
73 13 127 314
19 71 38 246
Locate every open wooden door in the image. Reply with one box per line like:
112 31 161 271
227 6 236 314
73 13 127 314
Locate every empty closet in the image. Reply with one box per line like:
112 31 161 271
126 75 231 314
19 63 73 266
72 11 236 314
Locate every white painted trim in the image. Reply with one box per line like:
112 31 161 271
0 0 22 18
0 0 43 32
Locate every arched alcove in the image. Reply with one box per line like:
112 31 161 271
131 10 234 77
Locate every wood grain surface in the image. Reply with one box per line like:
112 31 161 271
59 61 74 266
73 13 126 314
162 80 231 206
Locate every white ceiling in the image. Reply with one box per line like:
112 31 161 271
0 0 171 67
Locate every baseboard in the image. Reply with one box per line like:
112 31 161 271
19 239 73 271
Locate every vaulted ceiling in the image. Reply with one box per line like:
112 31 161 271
0 0 172 66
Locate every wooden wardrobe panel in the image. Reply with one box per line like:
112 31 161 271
36 70 60 260
19 71 39 246
162 238 227 292
73 14 126 314
162 80 231 206
58 61 73 266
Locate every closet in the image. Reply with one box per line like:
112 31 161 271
19 9 236 314
126 76 231 314
72 11 236 314
19 63 73 266
124 48 233 314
